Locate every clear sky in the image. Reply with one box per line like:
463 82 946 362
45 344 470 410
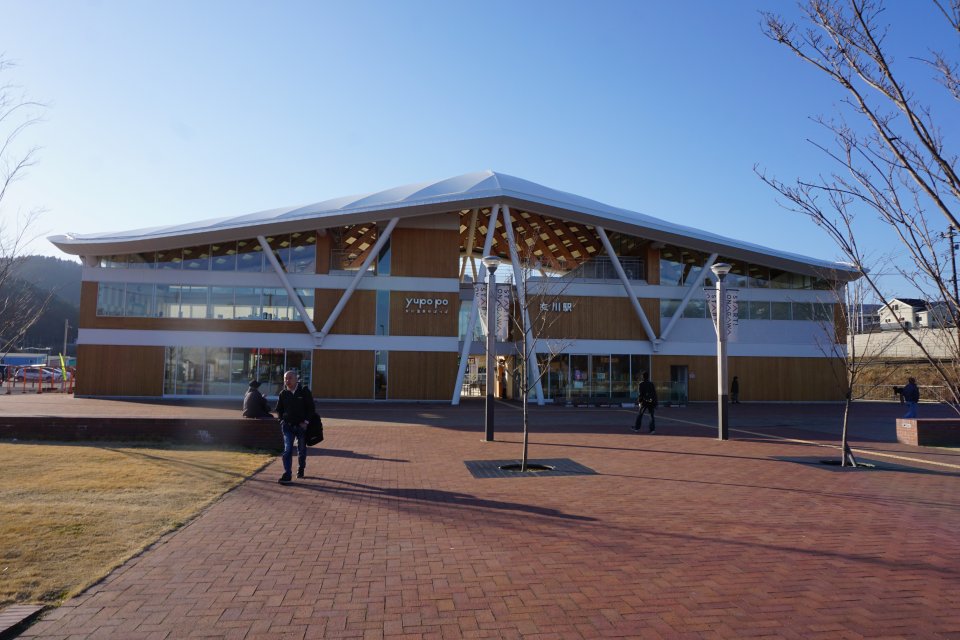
0 1 955 294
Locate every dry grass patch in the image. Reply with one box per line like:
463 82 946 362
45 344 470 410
0 441 272 606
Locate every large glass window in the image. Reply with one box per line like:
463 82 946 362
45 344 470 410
96 283 125 316
211 242 237 272
210 287 236 320
156 248 182 270
156 284 180 318
183 245 210 272
205 347 232 395
289 232 317 273
179 286 209 319
748 301 770 320
124 283 154 317
236 239 264 272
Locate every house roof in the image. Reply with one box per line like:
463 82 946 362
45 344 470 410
48 170 859 280
888 298 928 309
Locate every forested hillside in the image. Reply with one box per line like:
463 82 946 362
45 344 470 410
8 256 82 354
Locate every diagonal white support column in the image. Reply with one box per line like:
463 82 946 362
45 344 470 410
258 236 317 334
596 226 659 350
502 205 545 405
659 252 719 341
452 205 500 404
315 217 399 347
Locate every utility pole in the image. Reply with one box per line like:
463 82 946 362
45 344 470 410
62 319 70 359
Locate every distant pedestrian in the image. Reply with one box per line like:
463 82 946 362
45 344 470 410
632 371 658 434
242 380 272 418
274 370 316 483
731 376 740 404
899 377 920 419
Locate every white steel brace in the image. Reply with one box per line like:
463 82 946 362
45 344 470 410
595 226 659 351
501 205 545 405
451 205 500 404
258 235 318 335
659 252 718 342
314 217 400 347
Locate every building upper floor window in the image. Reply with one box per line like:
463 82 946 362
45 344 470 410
98 233 317 274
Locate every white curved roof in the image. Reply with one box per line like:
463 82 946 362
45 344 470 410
48 170 857 279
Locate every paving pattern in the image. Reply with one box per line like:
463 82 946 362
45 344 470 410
12 398 960 639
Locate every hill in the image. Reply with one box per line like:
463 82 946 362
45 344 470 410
10 256 82 354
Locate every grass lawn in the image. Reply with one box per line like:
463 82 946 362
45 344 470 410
0 441 272 606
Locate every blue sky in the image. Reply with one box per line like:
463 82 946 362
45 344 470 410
1 1 955 293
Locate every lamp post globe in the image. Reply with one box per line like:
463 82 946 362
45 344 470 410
482 255 502 441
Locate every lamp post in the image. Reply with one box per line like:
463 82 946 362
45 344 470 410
710 262 732 441
482 255 502 441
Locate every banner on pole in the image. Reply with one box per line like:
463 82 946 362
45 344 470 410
474 282 510 341
705 288 738 341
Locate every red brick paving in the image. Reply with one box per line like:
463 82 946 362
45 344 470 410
9 398 960 638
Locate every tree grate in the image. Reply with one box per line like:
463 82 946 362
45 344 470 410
464 458 597 479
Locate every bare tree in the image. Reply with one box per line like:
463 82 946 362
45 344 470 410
810 274 899 465
0 57 50 357
507 253 575 472
758 0 960 410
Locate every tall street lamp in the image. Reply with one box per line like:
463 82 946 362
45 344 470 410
482 255 502 442
710 262 732 441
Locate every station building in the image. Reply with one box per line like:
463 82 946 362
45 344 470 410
49 171 857 403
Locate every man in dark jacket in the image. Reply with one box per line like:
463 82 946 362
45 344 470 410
242 380 272 418
274 370 316 483
899 377 920 419
632 371 658 434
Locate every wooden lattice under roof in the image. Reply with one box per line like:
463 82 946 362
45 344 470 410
332 209 644 272
458 208 608 272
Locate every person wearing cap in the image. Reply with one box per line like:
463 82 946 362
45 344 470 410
242 380 272 418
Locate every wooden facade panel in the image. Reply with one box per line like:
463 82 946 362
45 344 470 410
389 291 458 337
391 228 459 278
388 351 457 400
646 246 661 285
76 344 165 396
314 349 374 398
315 232 331 274
80 281 99 326
530 295 659 341
315 290 376 335
651 355 845 402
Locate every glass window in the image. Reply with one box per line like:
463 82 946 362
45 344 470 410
124 283 154 317
661 299 681 317
183 245 210 271
205 347 232 395
237 239 264 272
163 347 179 395
748 301 770 320
235 287 260 320
610 355 632 399
178 346 205 395
230 348 251 388
285 350 313 391
814 303 833 322
592 355 612 398
683 299 706 318
296 289 315 322
332 224 377 271
128 252 156 269
267 235 291 272
179 286 210 319
569 355 589 399
211 242 238 272
210 287 236 319
261 287 289 320
156 285 179 318
96 283 125 316
771 302 792 320
630 355 651 399
156 248 183 270
792 302 813 321
289 232 317 273
100 255 130 269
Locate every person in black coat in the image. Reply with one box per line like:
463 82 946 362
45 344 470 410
242 380 272 418
731 376 740 404
274 370 316 483
632 371 659 434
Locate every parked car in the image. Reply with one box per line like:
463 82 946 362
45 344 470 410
13 366 72 382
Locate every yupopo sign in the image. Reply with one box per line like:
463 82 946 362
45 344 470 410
404 296 452 314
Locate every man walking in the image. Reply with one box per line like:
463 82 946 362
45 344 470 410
274 370 316 483
632 371 658 434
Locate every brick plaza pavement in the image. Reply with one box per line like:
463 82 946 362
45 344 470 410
13 398 960 638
